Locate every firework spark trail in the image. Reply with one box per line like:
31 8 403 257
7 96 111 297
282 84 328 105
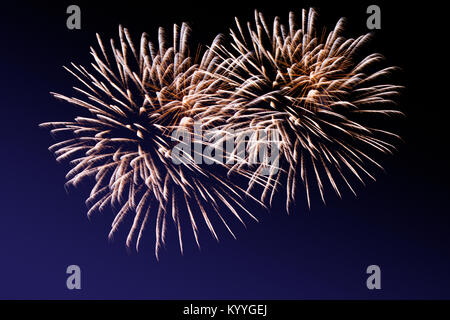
40 24 261 259
41 8 404 257
206 8 403 211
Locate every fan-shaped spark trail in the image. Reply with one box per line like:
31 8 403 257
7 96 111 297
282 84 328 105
208 8 403 211
41 24 261 259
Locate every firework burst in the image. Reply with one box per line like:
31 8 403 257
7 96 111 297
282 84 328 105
40 24 260 258
209 8 403 211
41 9 404 257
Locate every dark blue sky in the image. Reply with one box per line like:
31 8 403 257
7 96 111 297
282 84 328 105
0 0 449 299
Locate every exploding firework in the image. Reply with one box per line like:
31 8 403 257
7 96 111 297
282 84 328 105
209 8 403 211
41 9 404 258
40 24 260 258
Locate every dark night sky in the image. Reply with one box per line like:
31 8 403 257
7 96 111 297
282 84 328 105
0 0 449 299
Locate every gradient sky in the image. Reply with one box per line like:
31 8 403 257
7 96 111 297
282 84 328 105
0 0 449 299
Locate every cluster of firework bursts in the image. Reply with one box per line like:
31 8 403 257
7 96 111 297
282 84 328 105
40 8 403 258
